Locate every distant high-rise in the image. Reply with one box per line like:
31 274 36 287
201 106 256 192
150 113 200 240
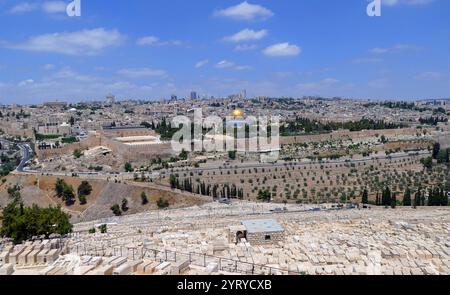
190 91 198 100
106 94 116 104
171 94 178 101
241 89 247 100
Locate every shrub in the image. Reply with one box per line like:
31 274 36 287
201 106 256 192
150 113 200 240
156 197 169 209
110 204 121 216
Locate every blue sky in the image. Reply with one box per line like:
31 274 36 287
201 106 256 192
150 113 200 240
0 0 449 104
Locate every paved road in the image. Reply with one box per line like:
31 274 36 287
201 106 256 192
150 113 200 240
0 139 32 172
16 143 31 172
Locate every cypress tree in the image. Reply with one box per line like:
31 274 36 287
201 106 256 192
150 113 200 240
403 188 412 207
391 193 397 209
415 189 422 208
362 189 369 205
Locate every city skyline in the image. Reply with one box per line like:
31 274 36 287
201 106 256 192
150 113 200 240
0 0 449 103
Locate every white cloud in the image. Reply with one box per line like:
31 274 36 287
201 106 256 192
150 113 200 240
223 29 268 43
136 36 185 47
18 79 34 87
4 28 125 55
263 43 301 57
195 60 209 68
42 1 67 13
137 36 160 46
117 68 168 78
215 60 252 71
369 44 419 54
214 1 273 21
383 0 434 6
8 2 37 14
215 60 235 69
43 64 56 70
8 1 69 14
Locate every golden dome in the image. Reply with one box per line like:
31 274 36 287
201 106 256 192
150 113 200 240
231 109 244 118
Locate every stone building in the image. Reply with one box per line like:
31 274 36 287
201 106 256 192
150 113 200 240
229 219 285 245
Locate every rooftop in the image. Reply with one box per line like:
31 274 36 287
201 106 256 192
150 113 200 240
241 219 284 234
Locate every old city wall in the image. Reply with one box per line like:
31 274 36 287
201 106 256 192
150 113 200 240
36 135 102 159
0 121 34 138
36 134 174 161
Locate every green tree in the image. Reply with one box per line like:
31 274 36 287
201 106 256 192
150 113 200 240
257 190 271 202
179 149 189 160
403 188 412 207
77 181 92 196
73 149 83 159
62 183 75 205
361 189 369 204
420 157 433 170
382 187 392 207
141 192 149 205
169 175 178 189
110 204 121 216
391 193 397 209
1 197 72 244
121 198 128 211
156 197 169 209
124 162 133 172
78 194 87 205
228 151 237 160
99 224 107 234
55 178 65 198
432 142 441 159
414 189 422 208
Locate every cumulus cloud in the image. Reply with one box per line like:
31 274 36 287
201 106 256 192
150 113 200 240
136 36 185 47
214 1 273 21
8 1 69 14
263 43 301 57
2 28 125 55
215 60 252 71
223 29 268 43
0 67 178 103
42 1 67 13
18 79 35 87
136 36 159 46
8 2 37 14
195 60 209 68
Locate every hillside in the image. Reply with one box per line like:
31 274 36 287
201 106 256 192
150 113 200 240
0 174 211 223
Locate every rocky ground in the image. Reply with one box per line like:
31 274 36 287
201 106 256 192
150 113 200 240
65 202 450 275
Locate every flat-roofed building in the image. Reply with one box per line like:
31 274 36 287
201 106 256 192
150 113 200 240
229 219 285 245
